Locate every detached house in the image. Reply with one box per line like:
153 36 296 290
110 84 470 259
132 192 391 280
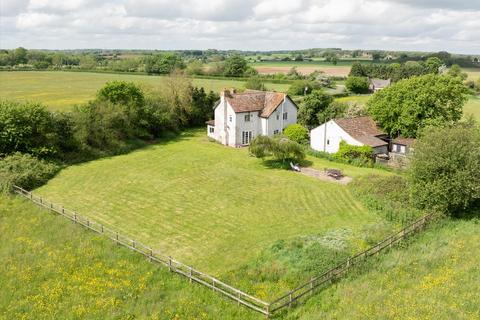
207 89 298 147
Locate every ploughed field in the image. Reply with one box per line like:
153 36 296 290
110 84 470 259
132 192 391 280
0 71 290 111
35 129 395 298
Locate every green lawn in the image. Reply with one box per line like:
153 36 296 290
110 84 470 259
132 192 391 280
0 71 290 111
290 217 480 319
464 96 480 120
0 195 258 320
35 129 394 297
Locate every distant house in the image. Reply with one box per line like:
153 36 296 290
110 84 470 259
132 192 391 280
391 137 415 155
207 89 298 147
369 78 391 92
310 116 389 155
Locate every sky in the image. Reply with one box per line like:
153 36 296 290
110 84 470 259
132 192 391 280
1 0 479 54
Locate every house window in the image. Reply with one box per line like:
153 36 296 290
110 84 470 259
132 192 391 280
283 112 288 120
276 114 280 120
209 126 214 133
229 115 232 122
274 129 279 135
242 131 253 145
400 145 406 154
244 114 251 122
327 139 330 145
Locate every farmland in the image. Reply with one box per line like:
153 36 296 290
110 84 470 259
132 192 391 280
35 129 396 298
250 60 352 76
0 71 290 111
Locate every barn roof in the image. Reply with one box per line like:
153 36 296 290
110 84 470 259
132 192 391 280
334 116 388 148
392 137 415 146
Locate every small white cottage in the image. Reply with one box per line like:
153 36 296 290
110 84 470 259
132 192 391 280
207 89 298 147
310 116 389 155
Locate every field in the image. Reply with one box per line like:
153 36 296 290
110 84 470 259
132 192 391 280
0 71 290 111
35 129 395 298
291 217 480 319
251 61 351 76
464 68 480 81
0 195 257 320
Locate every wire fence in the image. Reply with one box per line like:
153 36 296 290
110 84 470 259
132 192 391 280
14 185 434 318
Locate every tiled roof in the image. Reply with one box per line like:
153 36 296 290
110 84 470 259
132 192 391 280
334 116 388 147
369 78 391 89
205 119 215 126
392 137 415 146
225 90 291 118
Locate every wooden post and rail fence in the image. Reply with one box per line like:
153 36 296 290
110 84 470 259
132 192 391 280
13 185 435 318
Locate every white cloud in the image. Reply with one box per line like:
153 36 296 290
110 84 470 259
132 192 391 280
0 0 478 53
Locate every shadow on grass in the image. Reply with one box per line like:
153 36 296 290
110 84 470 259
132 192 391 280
258 158 313 170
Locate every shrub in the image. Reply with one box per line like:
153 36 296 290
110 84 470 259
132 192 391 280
287 80 321 96
283 124 309 144
97 81 145 107
0 153 60 193
333 141 373 166
345 76 370 93
249 135 305 163
409 122 480 216
244 76 266 91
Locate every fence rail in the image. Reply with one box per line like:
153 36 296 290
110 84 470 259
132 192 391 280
13 186 270 316
14 185 434 317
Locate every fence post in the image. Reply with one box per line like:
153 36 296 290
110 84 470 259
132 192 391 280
86 218 90 227
289 293 293 308
62 207 65 215
74 212 77 223
116 232 119 244
30 192 33 200
212 278 215 291
168 257 172 271
149 249 153 262
132 240 135 249
101 225 104 233
189 266 193 283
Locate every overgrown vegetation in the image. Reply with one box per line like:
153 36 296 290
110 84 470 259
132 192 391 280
249 135 305 163
333 141 374 166
283 124 309 144
345 76 369 93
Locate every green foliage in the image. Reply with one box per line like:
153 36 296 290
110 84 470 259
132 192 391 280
447 64 468 80
424 57 443 73
333 141 374 166
287 80 321 96
0 100 74 158
298 89 333 127
97 81 145 107
0 153 59 193
350 175 422 224
144 53 185 74
409 122 480 216
367 74 468 137
244 76 266 91
223 54 248 77
249 135 305 162
189 87 219 126
349 60 441 82
283 124 309 144
317 101 348 124
345 76 370 93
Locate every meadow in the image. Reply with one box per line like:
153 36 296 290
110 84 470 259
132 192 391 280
35 129 395 298
0 71 290 111
250 60 351 76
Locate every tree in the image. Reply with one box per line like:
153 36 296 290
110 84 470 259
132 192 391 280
345 76 370 93
425 57 442 74
350 62 366 77
97 81 144 107
409 122 480 216
298 89 333 127
223 54 248 77
367 74 468 137
144 53 185 74
249 135 305 163
447 64 468 80
317 101 348 124
14 47 28 64
244 76 266 91
283 124 309 144
185 60 204 75
287 80 321 96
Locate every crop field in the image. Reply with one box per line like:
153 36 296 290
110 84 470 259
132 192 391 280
251 61 351 76
0 71 290 111
35 129 395 298
464 68 480 81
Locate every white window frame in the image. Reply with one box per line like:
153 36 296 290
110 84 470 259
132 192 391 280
209 126 214 133
242 131 253 145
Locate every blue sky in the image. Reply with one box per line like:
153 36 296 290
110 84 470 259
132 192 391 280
1 0 479 54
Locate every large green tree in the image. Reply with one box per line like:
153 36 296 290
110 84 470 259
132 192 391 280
144 53 185 74
367 74 468 137
409 122 480 216
345 76 369 93
298 89 333 127
223 54 248 77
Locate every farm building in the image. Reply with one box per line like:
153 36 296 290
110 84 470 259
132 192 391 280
369 78 391 92
310 116 389 155
207 89 298 147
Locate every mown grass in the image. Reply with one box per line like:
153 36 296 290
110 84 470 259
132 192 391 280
288 216 480 319
0 195 259 320
35 129 396 298
0 71 290 111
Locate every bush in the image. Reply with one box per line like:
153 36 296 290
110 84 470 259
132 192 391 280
249 135 305 163
244 76 266 91
345 76 370 93
333 141 373 166
283 124 309 144
0 153 60 193
409 122 480 216
287 80 321 96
